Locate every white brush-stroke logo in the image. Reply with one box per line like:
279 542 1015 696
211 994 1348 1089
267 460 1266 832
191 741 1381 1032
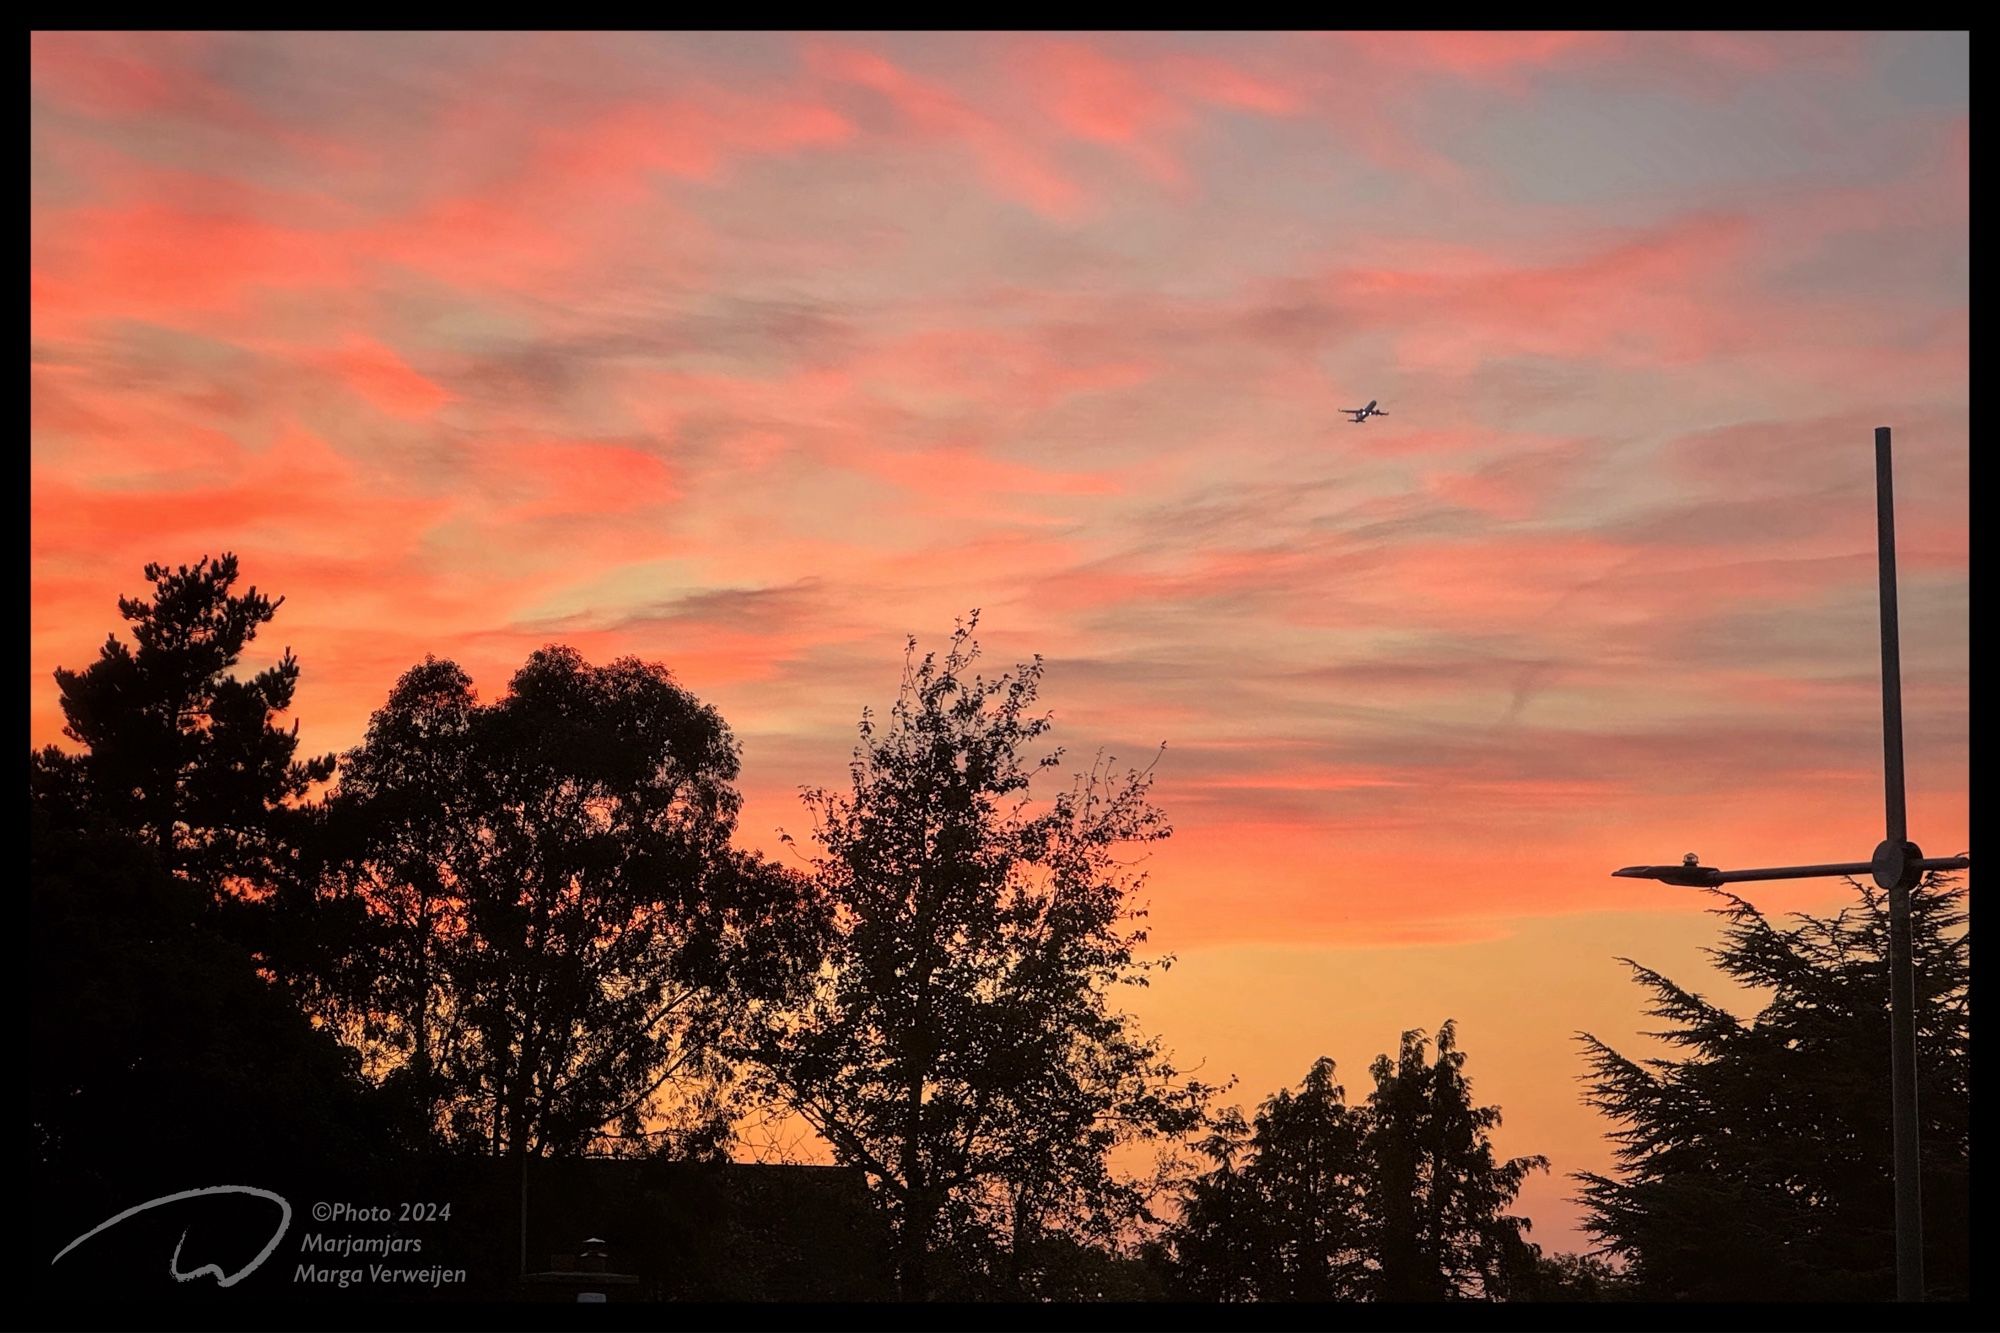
51 1185 293 1287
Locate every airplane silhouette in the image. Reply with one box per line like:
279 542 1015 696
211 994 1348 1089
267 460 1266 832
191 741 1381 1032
1343 400 1388 423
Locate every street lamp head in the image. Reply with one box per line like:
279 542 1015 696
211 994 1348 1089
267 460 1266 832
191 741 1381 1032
1613 862 1723 888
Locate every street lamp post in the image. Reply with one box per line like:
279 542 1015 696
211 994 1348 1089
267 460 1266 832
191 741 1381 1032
1611 427 1968 1303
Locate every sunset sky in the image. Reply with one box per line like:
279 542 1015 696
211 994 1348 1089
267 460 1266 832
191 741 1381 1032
30 31 1968 1251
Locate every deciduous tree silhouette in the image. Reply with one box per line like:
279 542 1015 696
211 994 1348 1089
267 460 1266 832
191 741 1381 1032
311 648 821 1159
753 615 1207 1300
31 554 334 912
1575 873 1970 1301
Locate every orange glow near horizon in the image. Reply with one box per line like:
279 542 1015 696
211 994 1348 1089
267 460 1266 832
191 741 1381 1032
31 32 1968 1254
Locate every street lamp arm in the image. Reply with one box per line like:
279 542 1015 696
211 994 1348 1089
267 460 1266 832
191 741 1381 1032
1710 861 1880 884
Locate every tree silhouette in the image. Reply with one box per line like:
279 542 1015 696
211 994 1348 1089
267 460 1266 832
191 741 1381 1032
31 554 334 909
753 615 1207 1299
1169 1030 1542 1302
1501 1250 1635 1302
1365 1022 1547 1300
32 808 384 1209
310 648 821 1159
1168 1059 1369 1300
1575 873 1970 1301
30 556 380 1208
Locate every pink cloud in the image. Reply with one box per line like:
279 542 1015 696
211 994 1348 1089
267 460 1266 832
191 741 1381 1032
525 93 854 192
33 202 357 333
1338 31 1620 81
807 41 1089 218
475 439 680 519
30 421 442 564
316 335 454 419
31 31 221 118
1012 39 1190 186
1158 50 1306 116
843 441 1122 504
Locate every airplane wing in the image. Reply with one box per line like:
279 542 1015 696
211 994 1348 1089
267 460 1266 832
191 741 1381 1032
1373 410 1388 416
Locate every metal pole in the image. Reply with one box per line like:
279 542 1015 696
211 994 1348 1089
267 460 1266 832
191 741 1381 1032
1878 427 1909 849
1875 425 1924 1302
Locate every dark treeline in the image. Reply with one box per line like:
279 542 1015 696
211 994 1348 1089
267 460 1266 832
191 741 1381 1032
31 556 1970 1302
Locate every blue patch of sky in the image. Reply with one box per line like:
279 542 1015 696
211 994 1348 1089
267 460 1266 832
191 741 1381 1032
1459 46 1963 212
